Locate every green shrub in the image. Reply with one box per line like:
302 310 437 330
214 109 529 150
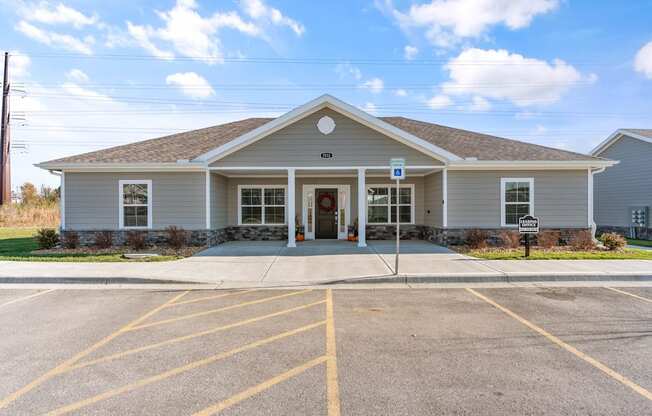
166 226 187 250
93 231 113 249
465 229 489 249
61 231 79 249
600 232 626 251
35 228 59 249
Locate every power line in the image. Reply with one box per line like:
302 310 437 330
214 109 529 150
13 52 612 66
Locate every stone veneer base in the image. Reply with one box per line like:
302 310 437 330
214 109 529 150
64 225 590 248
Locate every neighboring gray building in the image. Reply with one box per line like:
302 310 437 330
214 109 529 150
592 129 652 239
37 95 615 247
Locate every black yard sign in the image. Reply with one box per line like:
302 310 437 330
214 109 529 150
518 215 539 257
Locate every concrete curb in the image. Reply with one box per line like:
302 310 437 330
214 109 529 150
328 273 652 285
0 277 207 285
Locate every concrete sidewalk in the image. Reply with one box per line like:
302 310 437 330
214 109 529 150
0 240 651 287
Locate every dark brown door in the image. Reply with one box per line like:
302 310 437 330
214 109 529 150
315 189 338 239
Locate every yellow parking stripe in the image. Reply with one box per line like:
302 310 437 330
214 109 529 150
0 290 189 411
69 299 326 371
326 289 341 416
193 356 328 416
466 288 652 401
605 287 652 304
127 289 313 332
0 289 54 309
165 290 254 307
46 320 326 416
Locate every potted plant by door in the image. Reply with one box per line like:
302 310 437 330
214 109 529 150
295 216 305 241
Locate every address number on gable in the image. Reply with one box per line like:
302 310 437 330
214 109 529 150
320 152 334 159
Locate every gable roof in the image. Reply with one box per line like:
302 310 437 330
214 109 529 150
38 94 610 170
591 129 652 156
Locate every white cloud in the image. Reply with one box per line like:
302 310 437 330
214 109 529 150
469 95 490 111
16 20 94 54
239 0 305 36
60 82 118 103
166 72 215 99
395 88 408 97
9 52 31 78
634 40 652 79
441 48 593 107
427 94 453 109
335 63 362 80
384 0 558 48
65 68 89 83
126 21 175 60
404 45 419 60
22 1 98 28
361 77 384 94
361 102 378 115
126 0 302 64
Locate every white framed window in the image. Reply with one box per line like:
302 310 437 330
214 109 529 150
119 180 152 229
500 178 534 227
238 185 287 225
366 184 415 224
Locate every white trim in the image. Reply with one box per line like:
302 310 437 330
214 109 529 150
591 129 652 156
61 171 65 230
36 162 207 172
236 184 288 226
287 169 296 248
500 177 534 228
588 166 606 236
448 160 616 170
118 179 153 230
366 183 416 225
195 94 461 164
302 184 351 240
205 171 211 229
209 165 442 171
357 168 367 247
442 169 448 228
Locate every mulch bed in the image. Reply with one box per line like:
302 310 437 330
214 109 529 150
33 245 204 257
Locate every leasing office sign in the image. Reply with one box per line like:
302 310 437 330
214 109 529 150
518 215 540 234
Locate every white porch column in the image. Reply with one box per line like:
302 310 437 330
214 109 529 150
357 168 367 247
442 168 448 228
287 168 296 247
205 170 211 229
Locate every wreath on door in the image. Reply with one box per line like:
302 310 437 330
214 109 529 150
318 193 336 212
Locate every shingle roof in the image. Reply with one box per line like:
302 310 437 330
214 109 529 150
622 129 652 139
43 115 599 164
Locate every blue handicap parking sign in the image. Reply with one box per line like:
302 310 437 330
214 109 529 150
394 168 402 176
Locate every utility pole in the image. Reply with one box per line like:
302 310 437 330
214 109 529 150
0 52 10 205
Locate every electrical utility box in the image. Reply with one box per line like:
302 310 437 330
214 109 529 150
630 206 649 228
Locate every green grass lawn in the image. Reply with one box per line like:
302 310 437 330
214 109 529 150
464 247 652 260
0 228 181 262
627 238 652 247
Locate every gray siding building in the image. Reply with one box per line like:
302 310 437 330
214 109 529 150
592 129 652 239
38 95 615 247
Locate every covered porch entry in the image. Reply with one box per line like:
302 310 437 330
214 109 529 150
208 166 444 248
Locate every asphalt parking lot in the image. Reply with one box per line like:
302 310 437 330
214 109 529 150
0 286 650 415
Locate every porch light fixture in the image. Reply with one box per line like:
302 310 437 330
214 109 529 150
317 116 336 135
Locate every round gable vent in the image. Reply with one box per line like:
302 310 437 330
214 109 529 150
317 116 336 135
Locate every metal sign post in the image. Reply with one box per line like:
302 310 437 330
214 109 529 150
518 215 540 258
390 158 405 274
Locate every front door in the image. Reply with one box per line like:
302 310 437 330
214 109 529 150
315 189 338 239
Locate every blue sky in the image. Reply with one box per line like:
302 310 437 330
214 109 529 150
1 0 651 189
